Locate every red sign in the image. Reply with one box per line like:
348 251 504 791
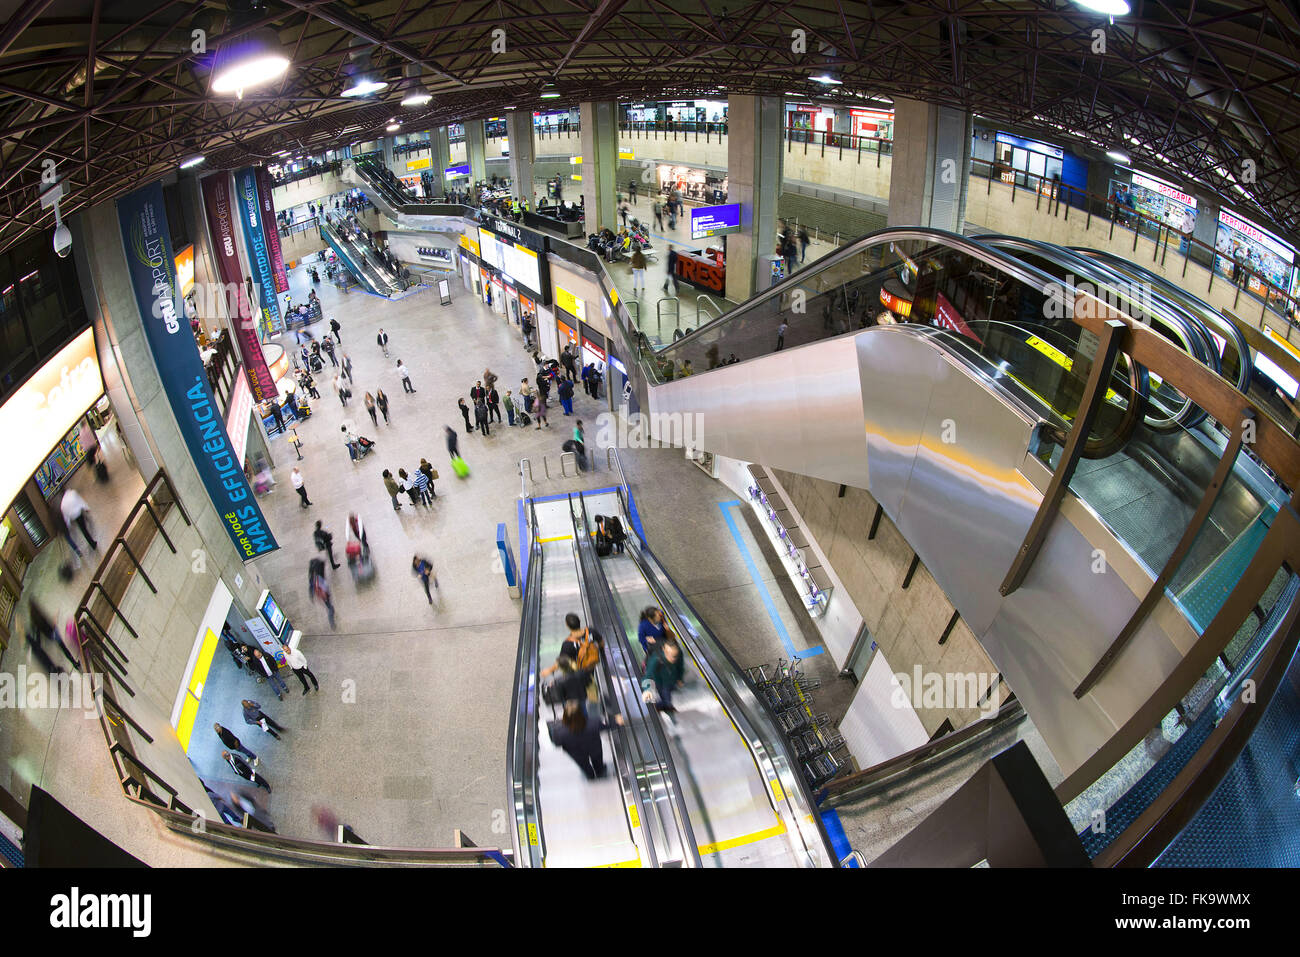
200 173 278 404
581 337 606 362
935 291 982 344
675 255 726 292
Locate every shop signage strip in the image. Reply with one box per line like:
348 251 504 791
235 167 284 336
200 173 278 405
117 181 278 560
253 166 290 294
1218 209 1295 262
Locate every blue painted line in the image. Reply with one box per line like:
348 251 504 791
717 500 823 658
819 809 855 866
517 497 528 587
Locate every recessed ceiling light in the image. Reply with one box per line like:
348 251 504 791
1071 0 1131 15
179 155 205 169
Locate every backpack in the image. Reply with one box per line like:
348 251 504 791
573 629 600 670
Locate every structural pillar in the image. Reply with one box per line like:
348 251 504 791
466 120 487 183
381 135 394 171
506 111 536 205
429 126 452 188
580 100 619 236
725 94 784 303
887 97 972 232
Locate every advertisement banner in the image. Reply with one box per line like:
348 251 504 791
235 166 283 336
935 291 982 344
253 166 289 294
200 173 277 406
116 182 277 560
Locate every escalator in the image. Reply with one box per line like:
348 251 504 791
507 496 698 867
575 488 836 867
320 220 399 297
344 157 466 227
618 226 1292 788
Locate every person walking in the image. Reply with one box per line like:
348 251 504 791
342 353 353 383
223 750 271 792
776 320 788 351
309 557 336 629
458 397 473 433
377 328 390 356
411 554 438 604
60 487 98 551
314 520 340 569
214 723 257 763
364 392 378 428
284 643 319 695
251 648 289 700
382 469 404 512
486 386 502 423
330 316 342 341
557 377 575 416
397 359 416 393
630 247 647 294
291 467 312 508
474 397 490 436
653 200 664 230
482 367 499 393
662 246 679 295
798 226 810 263
644 638 686 713
334 374 351 407
534 391 550 429
375 388 390 424
242 698 285 740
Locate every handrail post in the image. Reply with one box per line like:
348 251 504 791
1000 318 1125 596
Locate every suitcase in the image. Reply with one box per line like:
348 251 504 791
451 456 470 478
94 461 109 483
519 412 531 426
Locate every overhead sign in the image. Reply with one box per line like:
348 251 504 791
0 327 103 514
1131 172 1196 209
690 202 741 240
554 285 585 321
444 162 470 178
117 181 277 560
407 157 432 171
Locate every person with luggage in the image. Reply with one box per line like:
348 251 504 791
309 557 336 628
411 554 438 604
541 614 603 680
549 700 624 780
644 638 686 713
544 655 596 714
444 426 470 477
314 520 340 569
605 514 627 554
511 389 530 427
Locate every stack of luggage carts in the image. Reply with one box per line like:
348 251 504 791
746 657 848 789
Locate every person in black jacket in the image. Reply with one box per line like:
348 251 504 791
458 397 473 433
549 701 624 779
313 520 340 570
223 750 271 792
214 723 257 763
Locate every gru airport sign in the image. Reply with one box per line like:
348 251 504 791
0 327 104 514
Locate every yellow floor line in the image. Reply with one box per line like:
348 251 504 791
698 820 787 857
537 533 574 543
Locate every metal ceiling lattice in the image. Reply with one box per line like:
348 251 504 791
0 0 1298 256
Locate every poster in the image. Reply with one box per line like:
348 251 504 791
200 172 278 405
235 167 284 335
116 181 277 560
254 166 289 294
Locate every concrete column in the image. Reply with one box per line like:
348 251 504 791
725 94 785 302
381 135 394 169
506 111 536 205
466 120 487 183
580 100 619 236
429 127 452 186
887 97 972 232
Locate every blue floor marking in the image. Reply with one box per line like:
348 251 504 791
718 500 823 658
819 809 854 865
517 497 528 587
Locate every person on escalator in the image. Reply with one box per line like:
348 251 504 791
638 607 668 657
549 700 624 780
541 614 603 680
644 638 685 714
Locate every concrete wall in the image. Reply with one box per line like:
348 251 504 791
771 469 1009 736
271 172 344 211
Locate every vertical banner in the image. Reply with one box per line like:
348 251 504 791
200 172 278 404
116 182 278 560
254 166 289 294
235 167 284 337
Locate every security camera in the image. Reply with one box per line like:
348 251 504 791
53 222 72 258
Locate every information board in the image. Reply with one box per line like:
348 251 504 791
690 202 741 240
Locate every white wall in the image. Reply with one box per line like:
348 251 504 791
838 648 930 771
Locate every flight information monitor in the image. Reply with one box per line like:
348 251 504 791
690 203 741 241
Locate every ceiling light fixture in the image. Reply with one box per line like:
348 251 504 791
210 25 289 98
179 155 206 169
399 63 432 106
540 81 561 100
386 122 400 132
812 73 843 85
1106 150 1129 163
1071 0 1131 15
341 37 388 97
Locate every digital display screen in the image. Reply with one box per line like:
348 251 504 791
690 203 741 240
444 162 470 178
258 590 287 637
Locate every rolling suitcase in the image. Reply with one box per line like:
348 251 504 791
451 456 470 478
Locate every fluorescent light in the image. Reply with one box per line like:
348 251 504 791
1106 150 1129 163
812 73 843 85
211 28 290 95
540 91 560 99
401 90 432 106
342 77 388 97
386 123 400 132
1071 0 1131 14
179 155 205 169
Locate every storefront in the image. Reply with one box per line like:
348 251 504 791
850 109 894 145
457 233 481 295
1127 172 1197 237
1214 209 1298 305
476 213 551 327
658 164 728 205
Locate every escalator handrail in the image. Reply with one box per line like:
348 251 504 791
323 221 396 295
621 532 839 867
505 524 546 867
574 492 702 867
